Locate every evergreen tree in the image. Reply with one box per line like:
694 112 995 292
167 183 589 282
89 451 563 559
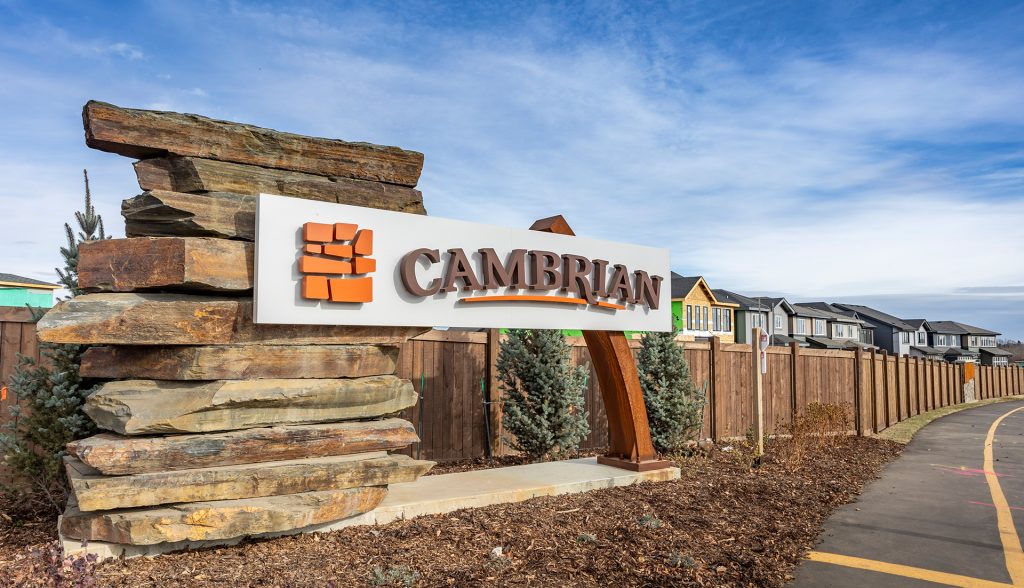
1 170 109 511
497 329 589 459
637 328 705 454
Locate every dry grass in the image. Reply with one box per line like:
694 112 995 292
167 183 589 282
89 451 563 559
876 395 1024 444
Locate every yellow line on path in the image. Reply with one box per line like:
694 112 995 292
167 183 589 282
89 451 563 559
985 406 1024 585
806 551 1013 588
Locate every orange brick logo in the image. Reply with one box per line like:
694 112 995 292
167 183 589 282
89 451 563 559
299 222 374 303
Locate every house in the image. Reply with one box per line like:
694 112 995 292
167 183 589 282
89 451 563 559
924 321 978 364
670 273 738 343
903 319 945 360
749 297 803 347
794 302 874 350
980 347 1012 366
788 304 837 347
0 272 59 308
712 289 773 345
956 322 1000 352
834 303 917 356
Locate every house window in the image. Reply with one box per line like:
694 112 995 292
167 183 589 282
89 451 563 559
686 305 692 330
724 309 732 332
713 308 721 331
813 319 825 336
775 315 783 331
796 318 807 335
917 331 926 345
703 306 709 330
901 332 911 344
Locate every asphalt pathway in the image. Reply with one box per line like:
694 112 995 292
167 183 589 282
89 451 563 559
791 400 1024 587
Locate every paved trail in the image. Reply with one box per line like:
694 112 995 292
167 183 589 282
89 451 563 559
791 400 1024 587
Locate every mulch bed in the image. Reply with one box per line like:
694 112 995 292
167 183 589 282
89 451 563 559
2 437 902 587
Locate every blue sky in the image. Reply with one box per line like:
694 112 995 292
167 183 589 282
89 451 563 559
1 0 1022 338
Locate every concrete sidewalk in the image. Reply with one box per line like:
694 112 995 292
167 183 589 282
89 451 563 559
64 456 679 560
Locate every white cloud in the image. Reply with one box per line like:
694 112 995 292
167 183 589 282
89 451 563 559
1 3 1022 338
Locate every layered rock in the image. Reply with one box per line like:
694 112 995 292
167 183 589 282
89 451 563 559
69 419 418 475
66 453 431 511
61 487 387 545
47 101 433 550
84 101 424 186
78 237 252 293
84 376 417 434
80 344 398 380
38 293 427 345
134 156 426 214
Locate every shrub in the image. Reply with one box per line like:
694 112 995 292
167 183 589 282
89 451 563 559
497 329 589 459
636 328 705 454
0 170 108 512
781 402 853 465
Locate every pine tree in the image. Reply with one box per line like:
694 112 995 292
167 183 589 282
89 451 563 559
637 328 705 454
497 329 590 459
1 170 109 512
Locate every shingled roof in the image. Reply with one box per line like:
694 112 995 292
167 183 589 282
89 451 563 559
0 272 59 289
926 321 970 335
832 303 916 331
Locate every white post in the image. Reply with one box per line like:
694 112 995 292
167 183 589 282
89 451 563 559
752 326 765 456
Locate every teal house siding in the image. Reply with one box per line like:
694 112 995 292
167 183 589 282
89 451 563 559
0 273 60 309
0 287 54 308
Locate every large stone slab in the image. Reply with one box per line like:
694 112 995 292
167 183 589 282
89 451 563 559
81 344 398 380
84 101 424 186
61 486 387 545
134 156 426 214
122 190 256 240
68 419 418 475
37 293 428 345
78 237 252 292
84 376 417 435
65 453 432 511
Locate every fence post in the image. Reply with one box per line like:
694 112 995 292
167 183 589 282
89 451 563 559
897 354 905 424
869 348 878 434
751 328 764 455
790 341 801 425
853 346 864 436
710 335 722 442
486 328 502 455
881 349 891 427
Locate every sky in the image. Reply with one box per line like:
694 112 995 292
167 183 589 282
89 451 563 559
0 0 1022 339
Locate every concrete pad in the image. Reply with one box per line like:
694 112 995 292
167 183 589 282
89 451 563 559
61 456 679 561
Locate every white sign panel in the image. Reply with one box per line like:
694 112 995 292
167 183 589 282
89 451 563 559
255 194 671 331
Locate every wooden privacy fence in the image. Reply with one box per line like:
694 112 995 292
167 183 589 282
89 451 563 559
1 321 1022 463
0 307 42 421
396 332 1024 461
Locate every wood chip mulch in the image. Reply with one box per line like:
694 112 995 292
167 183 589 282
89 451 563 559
2 437 902 587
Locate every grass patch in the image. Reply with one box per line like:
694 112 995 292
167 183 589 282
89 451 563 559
877 396 1024 444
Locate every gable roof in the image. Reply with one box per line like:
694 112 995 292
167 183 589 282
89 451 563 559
750 296 796 314
953 322 1000 337
670 273 738 307
0 272 59 289
943 346 979 358
832 303 916 331
904 319 927 330
793 302 864 324
670 272 701 299
926 321 969 335
712 289 765 311
805 336 848 349
789 304 833 319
